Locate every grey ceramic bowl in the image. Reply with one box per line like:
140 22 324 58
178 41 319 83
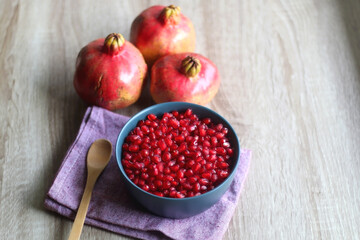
115 102 240 218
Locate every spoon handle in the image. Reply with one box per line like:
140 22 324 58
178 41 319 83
68 175 97 240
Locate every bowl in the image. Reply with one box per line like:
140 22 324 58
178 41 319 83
115 102 240 218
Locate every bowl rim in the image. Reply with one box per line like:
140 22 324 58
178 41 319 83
115 102 241 201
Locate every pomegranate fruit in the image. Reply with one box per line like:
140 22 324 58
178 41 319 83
130 5 196 66
150 53 220 105
122 109 233 198
73 33 147 110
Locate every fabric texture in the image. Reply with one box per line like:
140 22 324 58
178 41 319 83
44 106 251 240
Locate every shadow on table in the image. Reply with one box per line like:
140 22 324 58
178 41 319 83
337 0 360 81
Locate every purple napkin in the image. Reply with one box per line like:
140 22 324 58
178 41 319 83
44 106 251 240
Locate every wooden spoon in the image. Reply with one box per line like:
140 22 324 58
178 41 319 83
68 139 113 240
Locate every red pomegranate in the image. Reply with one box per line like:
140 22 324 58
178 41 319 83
73 33 147 110
150 53 220 105
130 5 196 66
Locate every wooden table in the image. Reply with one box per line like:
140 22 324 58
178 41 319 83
1 0 359 239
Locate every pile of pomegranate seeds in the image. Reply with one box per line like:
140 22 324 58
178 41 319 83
122 109 233 198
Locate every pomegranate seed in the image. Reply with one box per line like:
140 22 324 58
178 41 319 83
221 127 228 134
128 135 140 142
185 169 194 177
161 125 168 133
182 182 192 190
188 145 197 151
164 167 171 175
149 132 156 140
177 155 185 162
193 183 200 192
149 183 156 191
157 162 164 172
171 148 179 155
141 143 151 150
165 175 174 182
151 121 158 128
222 142 230 148
185 109 192 117
165 138 173 146
170 190 177 197
209 173 217 182
141 125 150 134
151 167 159 176
155 129 163 137
147 113 157 121
176 192 185 198
199 178 209 185
162 151 171 162
216 147 227 155
154 192 164 197
202 118 211 124
219 170 229 178
154 180 163 188
215 124 223 131
158 139 167 151
170 164 180 172
140 149 149 157
122 143 129 151
174 134 185 142
142 185 150 191
205 162 213 170
169 118 180 128
216 132 225 139
141 172 149 179
128 145 139 152
187 125 196 132
178 143 187 152
172 111 179 117
151 155 161 163
208 149 216 155
199 128 206 137
123 152 132 160
188 176 198 184
192 163 201 172
163 181 171 189
176 169 184 179
217 162 229 169
124 168 133 175
210 137 218 146
154 148 162 155
186 159 195 168
207 129 216 135
202 172 212 179
138 179 145 186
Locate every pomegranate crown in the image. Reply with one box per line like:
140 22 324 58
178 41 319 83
104 33 125 55
160 5 181 24
181 56 201 78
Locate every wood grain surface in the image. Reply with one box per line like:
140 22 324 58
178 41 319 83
1 0 360 239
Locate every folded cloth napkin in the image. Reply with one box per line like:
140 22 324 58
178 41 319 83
44 106 251 240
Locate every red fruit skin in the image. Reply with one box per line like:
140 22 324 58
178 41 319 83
150 53 220 105
73 39 147 110
130 5 196 66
